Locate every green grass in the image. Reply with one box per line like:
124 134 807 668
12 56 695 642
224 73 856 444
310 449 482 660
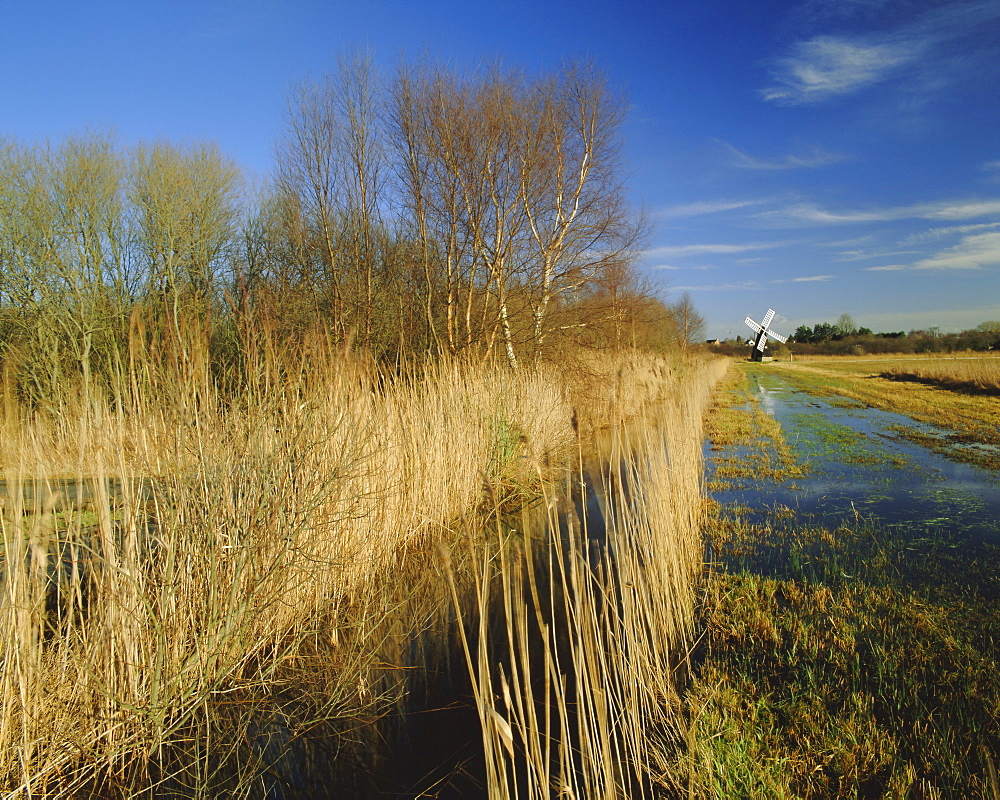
680 508 1000 798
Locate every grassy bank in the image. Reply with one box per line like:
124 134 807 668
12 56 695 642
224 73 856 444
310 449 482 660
678 360 1000 798
1 327 726 797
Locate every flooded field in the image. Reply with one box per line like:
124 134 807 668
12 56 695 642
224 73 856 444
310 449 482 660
685 361 1000 797
709 368 1000 542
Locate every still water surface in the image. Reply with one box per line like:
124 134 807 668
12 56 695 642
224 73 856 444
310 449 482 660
707 370 1000 542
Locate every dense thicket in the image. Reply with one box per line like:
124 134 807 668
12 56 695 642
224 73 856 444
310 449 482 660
0 58 681 406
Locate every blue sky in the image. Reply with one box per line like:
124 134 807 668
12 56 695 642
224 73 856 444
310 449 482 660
3 0 999 340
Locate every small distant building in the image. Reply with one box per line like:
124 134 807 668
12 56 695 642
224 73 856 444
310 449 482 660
706 338 720 345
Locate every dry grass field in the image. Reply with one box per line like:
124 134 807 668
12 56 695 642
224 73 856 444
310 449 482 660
879 355 1000 393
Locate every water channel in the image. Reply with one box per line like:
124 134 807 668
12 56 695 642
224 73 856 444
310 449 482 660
707 369 1000 543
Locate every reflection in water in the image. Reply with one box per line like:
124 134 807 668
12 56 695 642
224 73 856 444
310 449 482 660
708 373 1000 542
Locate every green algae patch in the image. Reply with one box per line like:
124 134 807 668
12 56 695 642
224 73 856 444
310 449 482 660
885 423 1000 473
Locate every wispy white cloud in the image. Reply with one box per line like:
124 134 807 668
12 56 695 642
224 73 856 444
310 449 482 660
922 200 1000 220
762 1 1000 105
903 222 1000 243
652 263 722 272
771 274 835 283
761 35 918 104
795 0 910 27
837 249 872 260
865 230 1000 271
835 249 920 262
763 198 1000 225
821 235 876 248
773 204 899 224
912 231 1000 270
673 281 760 292
643 242 786 259
655 199 762 218
717 140 848 170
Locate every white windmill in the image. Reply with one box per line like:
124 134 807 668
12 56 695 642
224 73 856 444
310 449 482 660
744 308 788 362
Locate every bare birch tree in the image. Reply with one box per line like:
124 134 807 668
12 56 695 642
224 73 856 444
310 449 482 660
49 133 130 394
518 63 643 362
669 291 706 349
0 139 65 397
333 49 387 348
392 61 646 364
387 61 441 353
0 134 134 400
274 73 345 336
389 62 477 356
274 52 391 350
130 141 242 363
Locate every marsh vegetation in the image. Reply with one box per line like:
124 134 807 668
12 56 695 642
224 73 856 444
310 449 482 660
1 334 728 798
0 53 732 798
685 360 1000 798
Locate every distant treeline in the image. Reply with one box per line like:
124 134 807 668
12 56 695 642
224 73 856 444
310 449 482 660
0 54 694 406
712 319 1000 357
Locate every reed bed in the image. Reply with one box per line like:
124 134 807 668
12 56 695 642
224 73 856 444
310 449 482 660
0 338 570 796
0 322 724 797
880 355 1000 394
448 356 728 799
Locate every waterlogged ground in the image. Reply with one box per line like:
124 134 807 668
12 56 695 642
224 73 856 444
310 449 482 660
680 362 1000 798
708 368 1000 541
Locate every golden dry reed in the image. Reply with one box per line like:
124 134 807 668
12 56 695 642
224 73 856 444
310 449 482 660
881 354 1000 392
446 355 728 799
0 325 726 797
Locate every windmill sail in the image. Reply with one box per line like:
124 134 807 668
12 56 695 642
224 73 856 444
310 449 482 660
745 308 787 359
